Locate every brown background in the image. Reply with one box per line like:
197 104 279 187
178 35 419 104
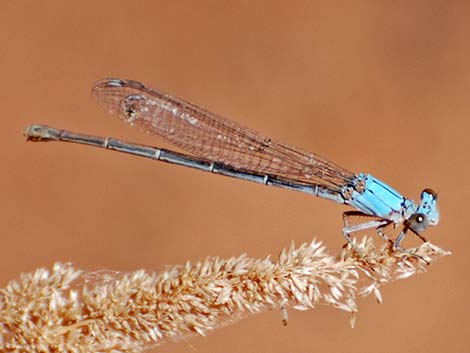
1 1 469 352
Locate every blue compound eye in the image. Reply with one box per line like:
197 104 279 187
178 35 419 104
408 213 429 234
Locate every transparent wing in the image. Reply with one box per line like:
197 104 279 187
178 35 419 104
92 78 354 190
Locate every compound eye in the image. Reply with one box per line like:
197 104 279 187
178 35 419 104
421 188 438 200
408 213 429 234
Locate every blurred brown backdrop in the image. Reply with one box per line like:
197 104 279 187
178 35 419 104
1 1 469 352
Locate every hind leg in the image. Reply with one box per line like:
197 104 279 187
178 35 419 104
342 211 390 243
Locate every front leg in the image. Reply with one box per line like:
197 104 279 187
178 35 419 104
395 228 428 249
394 228 430 264
394 229 407 249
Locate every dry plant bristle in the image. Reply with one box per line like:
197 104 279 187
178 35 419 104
0 237 450 353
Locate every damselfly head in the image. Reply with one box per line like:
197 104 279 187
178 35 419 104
409 189 439 234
